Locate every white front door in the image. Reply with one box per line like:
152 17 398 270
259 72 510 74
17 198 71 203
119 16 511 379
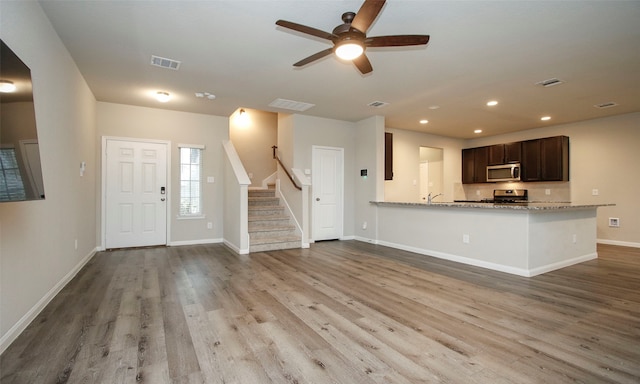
312 146 343 241
105 139 168 248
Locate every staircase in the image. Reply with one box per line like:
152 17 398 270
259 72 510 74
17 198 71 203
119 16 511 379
248 188 301 252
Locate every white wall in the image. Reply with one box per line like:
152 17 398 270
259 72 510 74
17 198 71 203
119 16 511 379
0 2 97 351
229 108 277 188
290 114 357 238
96 102 229 245
384 128 465 202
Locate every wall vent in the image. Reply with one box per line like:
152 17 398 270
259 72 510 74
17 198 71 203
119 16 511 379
594 101 618 109
268 98 315 111
368 101 389 108
150 55 181 70
536 78 564 87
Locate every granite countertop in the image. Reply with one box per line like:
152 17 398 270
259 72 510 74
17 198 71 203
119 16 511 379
370 201 615 210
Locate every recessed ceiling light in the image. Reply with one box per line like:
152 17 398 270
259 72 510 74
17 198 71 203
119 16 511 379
428 105 440 110
540 116 551 121
474 129 483 134
156 91 171 102
486 100 498 106
419 119 429 124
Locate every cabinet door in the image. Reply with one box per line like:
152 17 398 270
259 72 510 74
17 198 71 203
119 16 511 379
504 142 522 163
473 146 489 183
385 132 393 180
521 139 541 181
488 144 505 165
462 148 475 184
541 136 569 181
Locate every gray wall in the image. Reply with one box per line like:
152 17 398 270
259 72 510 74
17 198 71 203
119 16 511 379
1 1 97 348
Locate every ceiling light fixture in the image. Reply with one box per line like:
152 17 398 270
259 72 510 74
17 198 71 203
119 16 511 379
486 100 498 106
474 129 483 134
156 91 171 102
540 116 551 121
0 80 16 93
419 119 429 124
235 108 250 126
334 39 364 61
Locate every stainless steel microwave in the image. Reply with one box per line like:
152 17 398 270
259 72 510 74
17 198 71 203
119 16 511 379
487 163 521 182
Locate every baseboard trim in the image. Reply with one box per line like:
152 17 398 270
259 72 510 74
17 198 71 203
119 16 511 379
223 239 249 255
168 238 223 247
598 239 640 249
0 247 98 355
353 237 596 277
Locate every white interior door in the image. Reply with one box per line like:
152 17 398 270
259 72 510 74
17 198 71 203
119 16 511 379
312 146 343 241
105 139 168 248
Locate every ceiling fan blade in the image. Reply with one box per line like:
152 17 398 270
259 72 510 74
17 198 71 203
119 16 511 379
353 53 373 74
293 48 335 67
366 35 430 47
276 20 337 41
351 0 386 33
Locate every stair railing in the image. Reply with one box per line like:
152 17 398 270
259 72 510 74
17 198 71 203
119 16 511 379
272 145 302 190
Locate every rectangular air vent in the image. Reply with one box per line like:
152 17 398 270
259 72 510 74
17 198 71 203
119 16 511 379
268 98 315 111
594 102 618 109
536 78 564 87
368 101 389 108
150 55 181 70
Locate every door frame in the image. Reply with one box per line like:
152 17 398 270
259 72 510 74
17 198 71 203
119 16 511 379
311 145 344 241
100 136 171 250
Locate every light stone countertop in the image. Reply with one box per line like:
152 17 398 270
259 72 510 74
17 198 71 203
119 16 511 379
370 201 615 210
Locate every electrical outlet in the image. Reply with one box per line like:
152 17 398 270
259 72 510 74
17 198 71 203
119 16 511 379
362 221 367 230
207 222 213 229
609 218 620 227
74 239 78 250
545 189 551 195
572 234 577 244
463 234 470 244
592 189 599 196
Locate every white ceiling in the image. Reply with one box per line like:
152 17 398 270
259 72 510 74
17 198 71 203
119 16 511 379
38 1 640 139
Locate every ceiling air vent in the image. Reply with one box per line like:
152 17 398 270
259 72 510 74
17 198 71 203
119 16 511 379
536 78 564 87
268 98 315 112
150 55 181 70
368 101 389 108
594 102 618 109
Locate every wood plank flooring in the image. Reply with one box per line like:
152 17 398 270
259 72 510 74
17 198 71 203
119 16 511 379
1 241 639 383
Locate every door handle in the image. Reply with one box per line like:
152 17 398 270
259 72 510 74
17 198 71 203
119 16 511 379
161 198 166 202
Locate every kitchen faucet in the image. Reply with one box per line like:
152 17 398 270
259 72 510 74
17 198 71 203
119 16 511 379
427 192 443 204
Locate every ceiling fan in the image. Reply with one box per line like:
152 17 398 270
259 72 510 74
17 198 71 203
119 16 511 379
275 0 430 74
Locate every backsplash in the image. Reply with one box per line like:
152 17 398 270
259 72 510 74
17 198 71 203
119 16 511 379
455 182 571 202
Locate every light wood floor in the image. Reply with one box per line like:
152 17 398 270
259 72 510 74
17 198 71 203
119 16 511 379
1 241 639 383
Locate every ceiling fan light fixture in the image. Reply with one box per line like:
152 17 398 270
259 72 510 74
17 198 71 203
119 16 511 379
335 39 364 61
0 80 16 93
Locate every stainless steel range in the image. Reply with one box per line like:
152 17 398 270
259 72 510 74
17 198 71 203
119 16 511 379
491 189 528 204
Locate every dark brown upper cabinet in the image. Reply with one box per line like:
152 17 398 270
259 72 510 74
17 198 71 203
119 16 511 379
462 146 488 184
521 136 569 182
464 136 568 184
488 142 521 165
385 132 393 180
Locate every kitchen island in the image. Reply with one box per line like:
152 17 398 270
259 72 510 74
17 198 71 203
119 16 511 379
368 201 613 276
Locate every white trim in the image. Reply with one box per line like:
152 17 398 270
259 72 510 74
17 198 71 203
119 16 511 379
224 239 250 255
598 239 640 248
0 247 97 354
101 137 171 249
168 238 223 247
178 143 205 149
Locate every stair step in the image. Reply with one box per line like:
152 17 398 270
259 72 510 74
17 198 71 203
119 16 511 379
248 189 276 198
248 205 285 216
249 235 301 253
248 197 280 206
248 217 292 228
